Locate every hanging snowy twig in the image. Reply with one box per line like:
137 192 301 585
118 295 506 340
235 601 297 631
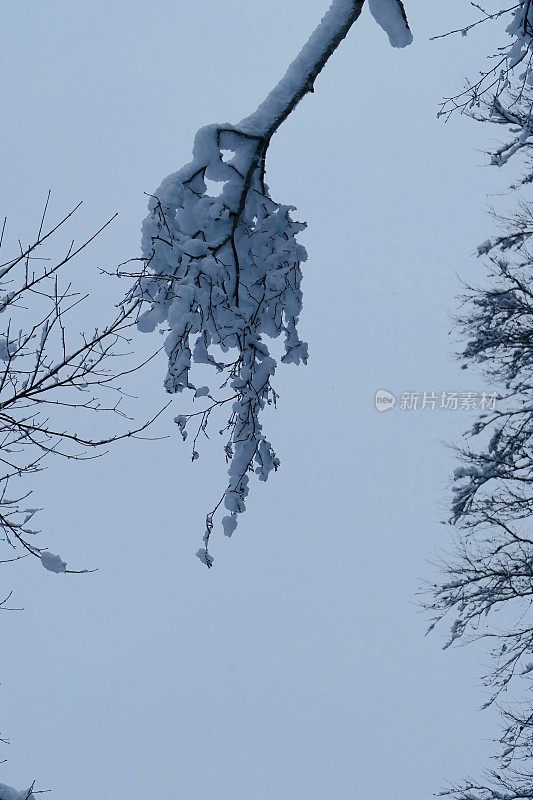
126 0 412 566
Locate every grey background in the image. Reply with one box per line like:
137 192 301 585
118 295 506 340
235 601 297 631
0 2 513 798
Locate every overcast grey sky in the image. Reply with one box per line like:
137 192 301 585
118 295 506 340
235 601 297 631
0 2 515 798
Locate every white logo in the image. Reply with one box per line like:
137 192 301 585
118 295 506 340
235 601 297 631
375 389 396 412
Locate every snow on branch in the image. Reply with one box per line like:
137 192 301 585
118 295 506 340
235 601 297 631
368 0 412 48
127 0 412 566
427 8 533 784
436 1 533 122
0 783 36 800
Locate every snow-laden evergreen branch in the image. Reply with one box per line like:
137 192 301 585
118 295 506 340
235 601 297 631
126 0 412 566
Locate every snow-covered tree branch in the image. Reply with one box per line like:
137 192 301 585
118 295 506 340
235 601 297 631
0 197 167 793
428 3 533 797
436 1 533 123
125 0 412 567
0 197 163 575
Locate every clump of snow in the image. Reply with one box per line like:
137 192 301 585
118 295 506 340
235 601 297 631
0 336 13 361
40 550 67 573
128 121 305 556
477 239 493 256
0 784 35 800
368 0 413 48
222 515 238 537
196 547 214 568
